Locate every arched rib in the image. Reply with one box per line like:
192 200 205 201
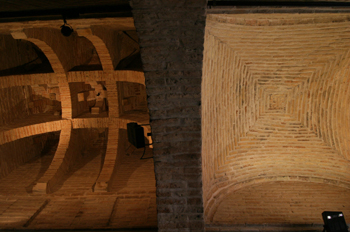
0 115 61 145
11 31 72 119
11 31 65 74
93 78 121 192
113 70 145 85
76 28 114 71
32 120 72 194
58 81 72 119
0 117 113 146
106 80 120 118
94 119 124 192
0 71 145 89
205 176 350 222
72 118 109 129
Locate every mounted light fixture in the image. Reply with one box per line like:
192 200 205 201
322 211 348 232
127 122 145 149
60 17 73 37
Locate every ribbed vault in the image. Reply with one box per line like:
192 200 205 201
0 18 149 190
202 13 350 226
0 16 156 230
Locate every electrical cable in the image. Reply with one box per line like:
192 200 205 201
140 143 154 160
122 31 138 44
125 144 132 156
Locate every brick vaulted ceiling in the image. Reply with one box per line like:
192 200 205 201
202 13 350 225
0 0 128 12
0 15 158 229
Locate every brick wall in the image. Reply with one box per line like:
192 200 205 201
0 86 31 126
118 82 147 113
69 82 91 118
24 28 98 72
0 133 50 178
202 13 350 228
0 135 157 230
0 16 157 230
130 1 207 231
213 181 350 225
0 85 61 126
91 27 140 70
0 35 39 72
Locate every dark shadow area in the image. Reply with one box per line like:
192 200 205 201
29 93 62 116
108 143 155 193
49 129 108 194
68 36 103 72
99 129 109 173
0 134 49 181
70 82 108 118
115 52 143 71
0 229 157 232
26 132 60 193
0 44 53 76
69 64 103 71
116 82 148 115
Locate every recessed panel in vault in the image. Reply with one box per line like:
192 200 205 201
202 13 350 228
269 94 287 110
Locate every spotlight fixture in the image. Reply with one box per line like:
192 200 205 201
322 211 349 232
60 18 73 37
127 122 145 149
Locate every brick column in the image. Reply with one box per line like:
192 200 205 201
130 1 207 231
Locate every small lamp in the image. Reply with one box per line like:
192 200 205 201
60 18 73 37
322 211 348 232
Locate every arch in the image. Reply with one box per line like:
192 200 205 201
106 80 120 118
74 28 147 192
0 117 113 146
0 118 62 145
93 78 124 192
0 71 145 89
11 31 64 74
72 118 109 129
11 30 72 119
76 28 114 71
94 120 120 192
205 175 350 222
113 70 145 85
32 120 72 193
7 28 148 195
23 28 82 72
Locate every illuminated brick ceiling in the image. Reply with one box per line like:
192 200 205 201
202 13 350 223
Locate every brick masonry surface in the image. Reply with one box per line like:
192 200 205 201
0 140 156 229
202 13 350 229
3 2 350 232
0 17 156 230
130 1 207 231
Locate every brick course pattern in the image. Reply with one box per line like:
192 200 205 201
0 133 51 179
0 145 157 229
0 16 156 230
0 22 149 195
214 181 350 225
131 1 207 231
202 13 350 228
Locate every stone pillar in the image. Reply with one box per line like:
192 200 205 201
130 1 207 231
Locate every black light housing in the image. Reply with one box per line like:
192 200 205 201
127 123 145 149
60 18 73 37
322 211 349 232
